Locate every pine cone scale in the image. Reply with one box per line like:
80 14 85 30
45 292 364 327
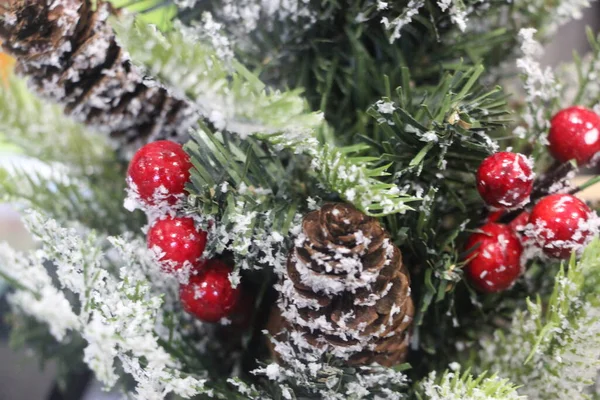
1 0 196 152
271 203 415 367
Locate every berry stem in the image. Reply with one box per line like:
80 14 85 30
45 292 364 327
568 175 600 195
530 161 575 200
497 161 577 225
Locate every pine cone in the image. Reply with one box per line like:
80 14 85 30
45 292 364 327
0 0 196 152
270 203 414 367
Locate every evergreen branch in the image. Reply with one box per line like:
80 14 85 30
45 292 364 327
111 17 322 139
115 17 419 216
367 65 510 180
0 73 141 234
311 143 421 216
478 238 600 399
0 160 138 235
185 125 308 274
362 66 509 339
416 368 524 400
0 73 112 170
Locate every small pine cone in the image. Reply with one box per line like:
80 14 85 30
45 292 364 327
0 0 196 152
270 203 414 367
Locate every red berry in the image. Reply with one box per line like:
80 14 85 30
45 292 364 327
464 223 523 293
127 141 192 205
508 211 529 232
528 194 593 259
548 106 600 164
476 152 534 209
179 260 240 322
486 210 504 223
509 211 533 244
147 216 207 273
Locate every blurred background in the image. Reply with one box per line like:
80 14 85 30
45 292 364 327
0 4 599 400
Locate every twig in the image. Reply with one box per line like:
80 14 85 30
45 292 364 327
569 175 600 198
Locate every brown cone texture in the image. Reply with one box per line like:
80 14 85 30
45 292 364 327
0 0 196 151
271 203 414 367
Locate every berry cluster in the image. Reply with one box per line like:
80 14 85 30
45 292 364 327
127 141 240 322
466 106 600 293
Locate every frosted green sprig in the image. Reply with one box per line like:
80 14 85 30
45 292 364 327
417 368 524 400
115 17 417 216
0 74 112 169
478 239 600 399
112 17 321 139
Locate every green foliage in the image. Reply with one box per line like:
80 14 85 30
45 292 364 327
115 17 419 216
0 73 141 234
111 17 322 138
0 74 110 168
561 27 600 110
107 0 175 30
0 164 133 235
416 368 524 400
1 1 599 398
176 0 551 148
310 142 420 216
351 65 511 368
366 65 509 179
185 124 310 272
478 239 600 399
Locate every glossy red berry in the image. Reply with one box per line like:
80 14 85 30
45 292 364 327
548 106 600 164
486 210 504 223
509 211 532 244
147 216 207 273
464 223 523 293
508 211 529 231
127 141 192 205
528 194 593 259
179 260 240 323
476 152 534 209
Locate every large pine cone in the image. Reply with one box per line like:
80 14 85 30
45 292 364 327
0 0 196 152
270 203 414 367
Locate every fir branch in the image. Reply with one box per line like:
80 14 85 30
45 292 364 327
311 142 421 216
0 74 112 170
416 368 525 400
0 73 141 234
478 238 600 399
0 158 138 235
364 65 509 339
253 357 410 400
116 17 419 216
367 65 510 180
111 16 322 139
184 125 308 273
0 210 211 398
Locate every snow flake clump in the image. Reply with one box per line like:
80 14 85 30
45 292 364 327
253 342 409 399
517 29 560 103
0 242 79 341
381 0 425 43
376 100 396 114
419 368 525 400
